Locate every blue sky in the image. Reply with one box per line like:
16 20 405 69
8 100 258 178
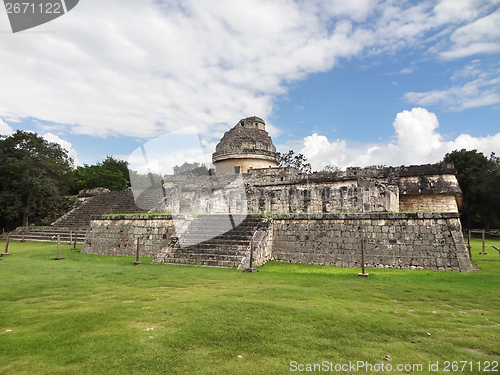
0 0 499 174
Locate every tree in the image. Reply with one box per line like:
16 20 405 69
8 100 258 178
173 162 209 176
443 149 500 231
277 150 312 173
0 131 73 227
68 156 130 194
100 156 131 188
128 170 164 190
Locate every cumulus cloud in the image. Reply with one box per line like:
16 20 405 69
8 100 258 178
0 0 498 146
300 107 500 170
0 120 80 164
0 119 14 136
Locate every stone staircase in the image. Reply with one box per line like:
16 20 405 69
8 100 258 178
51 191 144 228
154 214 268 268
8 226 88 243
8 190 146 243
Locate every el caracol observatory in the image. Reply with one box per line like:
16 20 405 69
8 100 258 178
212 116 280 175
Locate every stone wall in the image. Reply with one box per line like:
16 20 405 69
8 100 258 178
81 215 176 257
160 162 461 215
215 158 278 175
246 180 399 214
272 213 472 272
399 194 458 213
239 217 274 269
82 211 472 272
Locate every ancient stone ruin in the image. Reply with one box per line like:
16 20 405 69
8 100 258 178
212 116 279 175
78 117 472 272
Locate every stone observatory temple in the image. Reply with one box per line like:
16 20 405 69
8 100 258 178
41 115 473 273
212 116 280 175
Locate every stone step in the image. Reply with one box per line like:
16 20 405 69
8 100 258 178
51 191 144 228
166 252 244 260
163 258 238 268
9 226 88 243
180 235 253 243
173 247 248 256
10 237 85 244
154 214 266 268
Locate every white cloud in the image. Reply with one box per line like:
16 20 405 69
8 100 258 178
450 60 486 80
386 66 415 76
300 107 500 170
0 0 498 147
0 119 14 136
440 9 500 59
405 75 500 111
433 0 486 25
42 132 81 165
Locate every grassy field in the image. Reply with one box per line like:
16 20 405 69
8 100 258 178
0 238 499 374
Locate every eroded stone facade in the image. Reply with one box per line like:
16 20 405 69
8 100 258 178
162 162 461 215
81 215 176 257
212 117 279 175
80 115 471 271
271 213 472 272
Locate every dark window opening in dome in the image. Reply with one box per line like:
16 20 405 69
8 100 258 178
234 166 240 174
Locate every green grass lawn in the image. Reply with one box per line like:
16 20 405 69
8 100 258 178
0 238 499 374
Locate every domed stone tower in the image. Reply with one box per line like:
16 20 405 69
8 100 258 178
212 116 280 175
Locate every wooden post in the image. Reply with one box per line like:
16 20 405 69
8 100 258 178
249 237 254 269
358 238 369 277
55 234 64 260
1 233 10 256
482 230 487 255
467 230 472 259
244 237 258 272
361 240 365 274
133 240 142 265
73 234 77 250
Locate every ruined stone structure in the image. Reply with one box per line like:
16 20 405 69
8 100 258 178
80 162 472 272
10 188 144 243
82 215 176 257
212 116 279 175
78 116 472 272
161 163 462 216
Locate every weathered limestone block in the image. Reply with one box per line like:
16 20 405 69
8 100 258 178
81 215 176 257
272 212 472 272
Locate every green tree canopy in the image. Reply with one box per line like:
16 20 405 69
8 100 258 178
128 170 164 190
100 156 130 187
173 161 210 176
277 150 312 174
0 130 73 227
68 156 131 194
443 149 500 230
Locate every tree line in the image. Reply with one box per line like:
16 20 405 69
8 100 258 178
0 131 211 228
443 149 500 231
0 131 137 229
1 130 499 230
